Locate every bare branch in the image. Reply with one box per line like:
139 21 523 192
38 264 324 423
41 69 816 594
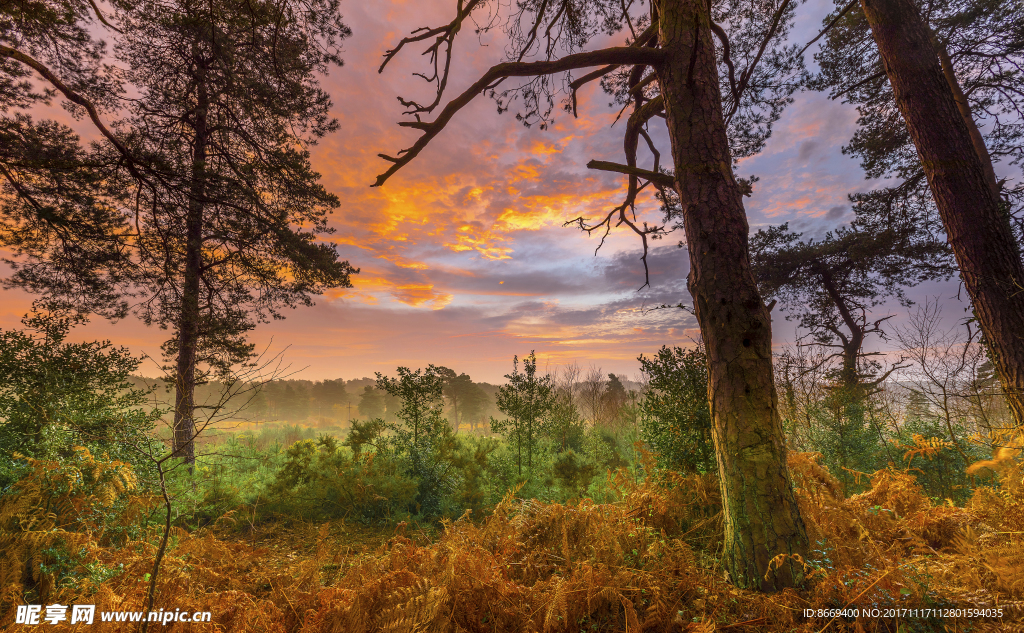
379 0 486 74
628 71 658 97
373 46 665 187
864 361 910 387
568 65 617 116
87 0 123 33
586 160 674 188
638 128 662 175
378 0 488 116
710 22 739 107
564 82 668 289
566 23 658 116
515 0 553 62
832 70 886 101
568 64 619 92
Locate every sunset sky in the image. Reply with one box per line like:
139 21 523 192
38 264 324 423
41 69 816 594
1 0 976 384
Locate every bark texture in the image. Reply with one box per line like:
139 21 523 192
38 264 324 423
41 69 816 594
656 0 808 590
861 0 1024 427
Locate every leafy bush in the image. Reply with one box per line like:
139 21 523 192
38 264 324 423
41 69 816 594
638 345 715 474
268 436 417 523
0 310 164 490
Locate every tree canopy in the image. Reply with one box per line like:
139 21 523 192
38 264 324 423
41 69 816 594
1 0 358 464
751 221 954 388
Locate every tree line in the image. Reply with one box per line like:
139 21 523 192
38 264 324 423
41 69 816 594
126 366 643 434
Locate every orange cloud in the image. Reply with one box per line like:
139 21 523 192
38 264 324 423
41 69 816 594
391 283 453 309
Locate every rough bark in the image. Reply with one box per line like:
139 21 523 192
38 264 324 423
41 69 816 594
656 0 809 590
932 37 999 196
172 62 208 467
861 0 1024 427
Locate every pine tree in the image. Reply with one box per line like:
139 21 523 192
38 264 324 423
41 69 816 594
812 0 1024 426
357 386 386 420
3 0 358 465
752 222 952 391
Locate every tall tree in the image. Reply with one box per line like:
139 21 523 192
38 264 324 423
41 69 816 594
751 221 953 390
460 381 491 432
436 366 478 432
374 0 808 589
600 373 630 428
491 351 557 476
811 0 1024 426
2 0 358 465
311 379 349 419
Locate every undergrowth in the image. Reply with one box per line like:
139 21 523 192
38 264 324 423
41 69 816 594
2 446 1023 631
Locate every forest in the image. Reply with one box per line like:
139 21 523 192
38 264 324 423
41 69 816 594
1 0 1023 631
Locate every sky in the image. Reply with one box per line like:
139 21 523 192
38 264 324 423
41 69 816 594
0 0 979 384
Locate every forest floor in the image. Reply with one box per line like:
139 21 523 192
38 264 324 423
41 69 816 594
208 519 396 564
2 451 1024 632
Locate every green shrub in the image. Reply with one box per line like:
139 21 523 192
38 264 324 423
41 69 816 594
39 545 124 594
427 433 498 517
637 346 715 474
344 418 388 455
268 436 416 523
0 310 165 490
552 449 598 497
585 426 629 474
898 416 987 504
804 389 889 496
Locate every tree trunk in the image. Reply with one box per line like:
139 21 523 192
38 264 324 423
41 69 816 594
932 36 999 196
172 63 209 467
817 266 864 392
860 0 1024 427
656 0 809 590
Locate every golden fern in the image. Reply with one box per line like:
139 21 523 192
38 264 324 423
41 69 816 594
901 434 954 463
